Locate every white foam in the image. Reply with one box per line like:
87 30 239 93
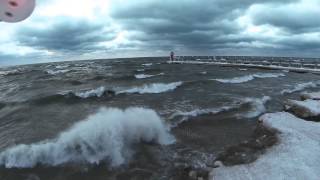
240 96 271 118
46 69 70 75
74 87 106 98
142 63 153 66
281 82 318 94
213 73 285 84
55 65 70 69
0 107 175 168
134 73 164 79
0 70 19 76
118 82 183 94
212 112 320 180
239 68 247 71
169 106 233 128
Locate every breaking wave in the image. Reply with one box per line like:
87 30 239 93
29 87 115 104
142 63 153 66
213 73 285 84
170 96 271 127
135 73 164 79
46 69 70 75
169 106 235 128
118 82 183 94
0 108 175 168
240 96 271 118
55 65 70 69
72 87 108 99
0 69 21 76
281 82 319 94
30 82 182 104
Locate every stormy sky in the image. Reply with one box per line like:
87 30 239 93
0 0 320 65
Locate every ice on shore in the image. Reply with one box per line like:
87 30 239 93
212 112 320 180
301 91 320 100
284 99 320 118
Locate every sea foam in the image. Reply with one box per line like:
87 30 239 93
214 73 285 84
135 73 164 79
0 108 175 168
281 82 319 94
46 69 70 75
241 96 271 118
74 87 107 98
118 82 183 94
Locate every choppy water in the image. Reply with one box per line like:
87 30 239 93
0 57 320 180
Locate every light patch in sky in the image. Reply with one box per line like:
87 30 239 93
38 0 110 19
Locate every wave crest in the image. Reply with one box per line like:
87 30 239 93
169 106 234 127
135 73 164 79
0 108 175 168
240 96 271 118
281 82 319 94
118 82 183 94
46 69 70 75
213 73 285 84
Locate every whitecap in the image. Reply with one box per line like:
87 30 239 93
0 107 175 168
169 106 234 128
74 87 107 98
135 73 164 79
281 82 319 94
118 82 183 94
142 63 153 66
46 69 70 75
240 96 271 118
213 73 285 84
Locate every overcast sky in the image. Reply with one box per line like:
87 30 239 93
0 0 320 65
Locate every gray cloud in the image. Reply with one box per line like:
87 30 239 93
110 0 304 53
15 18 117 53
251 4 320 33
1 0 320 66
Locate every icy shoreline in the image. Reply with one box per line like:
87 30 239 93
211 112 320 180
211 89 320 180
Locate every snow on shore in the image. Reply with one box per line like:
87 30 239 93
285 99 320 117
301 91 320 100
212 112 320 180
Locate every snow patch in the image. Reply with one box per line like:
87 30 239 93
213 112 320 180
301 91 320 100
286 99 320 116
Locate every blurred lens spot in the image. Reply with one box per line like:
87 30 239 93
5 12 13 17
9 1 18 7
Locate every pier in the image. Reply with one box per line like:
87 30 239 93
169 56 320 74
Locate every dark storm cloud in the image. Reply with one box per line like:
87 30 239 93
251 5 320 33
2 0 319 67
110 0 300 52
15 19 117 53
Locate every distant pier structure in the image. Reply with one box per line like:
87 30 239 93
168 56 320 74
